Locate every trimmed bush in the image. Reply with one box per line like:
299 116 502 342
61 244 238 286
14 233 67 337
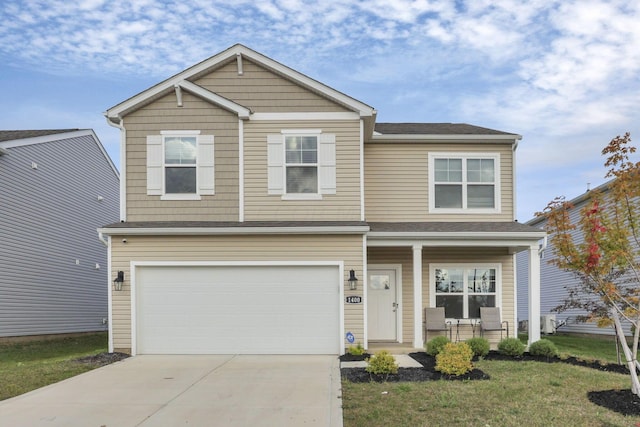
347 342 366 356
498 337 526 357
426 336 451 356
435 342 474 376
465 337 490 358
529 339 559 358
365 351 399 378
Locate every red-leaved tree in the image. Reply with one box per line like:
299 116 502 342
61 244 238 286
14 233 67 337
538 133 640 396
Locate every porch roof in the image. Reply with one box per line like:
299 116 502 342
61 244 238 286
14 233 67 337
367 221 546 251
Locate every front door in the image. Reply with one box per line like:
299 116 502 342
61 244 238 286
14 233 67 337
367 269 398 341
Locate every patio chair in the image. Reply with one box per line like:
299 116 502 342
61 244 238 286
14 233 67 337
479 307 509 339
424 307 452 341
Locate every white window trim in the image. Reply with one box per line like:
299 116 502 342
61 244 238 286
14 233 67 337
428 263 502 322
160 130 201 201
428 152 501 214
282 130 322 200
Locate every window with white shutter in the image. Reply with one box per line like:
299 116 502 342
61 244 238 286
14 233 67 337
146 131 214 200
267 131 336 199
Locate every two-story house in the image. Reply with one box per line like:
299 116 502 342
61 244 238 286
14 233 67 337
0 129 119 339
100 44 545 355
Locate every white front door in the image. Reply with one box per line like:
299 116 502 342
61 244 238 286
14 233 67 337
367 269 398 341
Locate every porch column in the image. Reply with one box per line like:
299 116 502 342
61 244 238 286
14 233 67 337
413 244 423 348
528 244 541 345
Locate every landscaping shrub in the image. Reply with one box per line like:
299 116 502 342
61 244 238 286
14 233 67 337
465 337 490 358
426 336 451 356
435 342 474 376
529 339 559 358
347 342 366 356
365 351 399 380
498 337 526 357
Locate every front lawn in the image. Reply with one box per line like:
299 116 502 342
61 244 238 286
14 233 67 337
0 333 108 401
343 334 640 426
343 359 637 426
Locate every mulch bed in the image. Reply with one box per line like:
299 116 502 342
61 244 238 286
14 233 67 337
341 350 640 416
340 351 490 383
73 352 130 367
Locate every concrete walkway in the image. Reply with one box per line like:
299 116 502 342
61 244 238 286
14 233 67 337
0 355 343 427
339 353 423 369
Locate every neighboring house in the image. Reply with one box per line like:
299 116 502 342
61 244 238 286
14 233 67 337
101 44 545 355
517 180 630 336
0 129 119 338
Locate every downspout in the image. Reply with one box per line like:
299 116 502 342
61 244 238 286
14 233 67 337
539 234 547 257
105 114 127 222
512 135 522 222
98 230 108 246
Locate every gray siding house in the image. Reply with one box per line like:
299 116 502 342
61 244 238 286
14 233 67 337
0 129 119 338
517 181 628 336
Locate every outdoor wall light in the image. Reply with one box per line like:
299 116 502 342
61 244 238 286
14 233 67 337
113 271 125 291
348 269 358 291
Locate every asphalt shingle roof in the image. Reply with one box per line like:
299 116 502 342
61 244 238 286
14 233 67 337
0 129 80 142
374 123 516 136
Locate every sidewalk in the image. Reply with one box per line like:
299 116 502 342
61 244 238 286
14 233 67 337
340 354 423 369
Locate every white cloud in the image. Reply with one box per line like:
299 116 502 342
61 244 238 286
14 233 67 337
1 0 640 220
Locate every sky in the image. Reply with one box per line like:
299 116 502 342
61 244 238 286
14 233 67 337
1 0 639 221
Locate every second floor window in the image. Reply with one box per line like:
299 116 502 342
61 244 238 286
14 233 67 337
285 135 318 194
429 153 500 212
164 135 197 194
267 130 336 199
146 131 215 200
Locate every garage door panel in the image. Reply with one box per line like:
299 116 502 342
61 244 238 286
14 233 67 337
136 265 339 354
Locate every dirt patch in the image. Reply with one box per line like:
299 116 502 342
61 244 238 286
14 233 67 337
73 352 130 367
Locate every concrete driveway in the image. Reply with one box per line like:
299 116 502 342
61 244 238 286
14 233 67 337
0 355 343 427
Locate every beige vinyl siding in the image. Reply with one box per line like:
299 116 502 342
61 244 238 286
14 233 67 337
364 142 514 221
110 234 364 353
244 120 362 221
194 58 351 113
367 246 514 345
123 91 239 221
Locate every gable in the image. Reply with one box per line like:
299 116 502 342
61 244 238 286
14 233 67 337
105 44 375 125
193 58 351 113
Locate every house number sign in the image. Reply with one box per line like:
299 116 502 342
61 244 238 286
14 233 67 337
345 296 362 304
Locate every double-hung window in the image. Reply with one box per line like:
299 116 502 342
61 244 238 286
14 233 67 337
164 135 197 194
285 135 318 194
146 130 215 200
429 153 500 212
267 130 336 199
431 265 500 319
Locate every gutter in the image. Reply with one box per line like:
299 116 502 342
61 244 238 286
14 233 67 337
97 225 371 236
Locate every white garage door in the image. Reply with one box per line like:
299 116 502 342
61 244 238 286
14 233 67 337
135 265 340 354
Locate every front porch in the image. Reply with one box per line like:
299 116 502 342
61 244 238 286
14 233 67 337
364 222 545 350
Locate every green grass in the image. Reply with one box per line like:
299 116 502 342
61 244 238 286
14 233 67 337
343 334 640 427
0 333 107 401
521 333 621 363
343 360 637 427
